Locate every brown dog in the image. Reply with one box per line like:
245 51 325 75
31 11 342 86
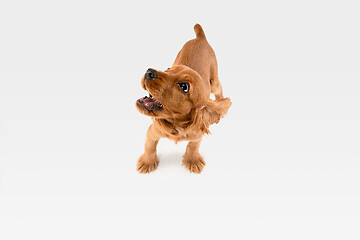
136 24 231 174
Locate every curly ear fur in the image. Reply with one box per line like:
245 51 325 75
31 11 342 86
191 98 232 134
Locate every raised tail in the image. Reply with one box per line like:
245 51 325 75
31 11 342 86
194 23 206 38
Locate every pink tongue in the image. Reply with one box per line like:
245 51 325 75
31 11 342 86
142 97 160 110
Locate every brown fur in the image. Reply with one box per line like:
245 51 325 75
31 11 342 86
136 24 231 174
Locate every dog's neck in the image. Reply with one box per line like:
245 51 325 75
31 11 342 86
156 116 191 129
154 112 194 135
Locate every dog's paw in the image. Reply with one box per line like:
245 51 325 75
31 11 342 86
136 154 159 174
182 154 205 174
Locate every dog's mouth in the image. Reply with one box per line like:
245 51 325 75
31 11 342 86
137 92 163 111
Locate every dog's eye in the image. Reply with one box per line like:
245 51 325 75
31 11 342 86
178 82 189 93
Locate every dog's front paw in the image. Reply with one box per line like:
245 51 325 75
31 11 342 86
182 154 205 174
137 154 159 174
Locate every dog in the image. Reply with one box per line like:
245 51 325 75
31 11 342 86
136 24 231 174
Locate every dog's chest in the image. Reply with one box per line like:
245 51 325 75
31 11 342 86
165 126 190 142
155 120 197 142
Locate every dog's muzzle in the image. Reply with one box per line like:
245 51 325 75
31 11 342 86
144 68 158 80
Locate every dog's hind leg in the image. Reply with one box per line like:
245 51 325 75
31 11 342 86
209 64 224 100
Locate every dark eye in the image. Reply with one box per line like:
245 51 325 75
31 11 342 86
178 82 189 93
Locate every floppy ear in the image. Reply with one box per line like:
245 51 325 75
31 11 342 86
192 97 232 134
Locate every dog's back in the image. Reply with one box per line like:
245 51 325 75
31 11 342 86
173 24 223 100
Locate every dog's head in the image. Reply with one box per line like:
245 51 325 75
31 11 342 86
136 65 231 134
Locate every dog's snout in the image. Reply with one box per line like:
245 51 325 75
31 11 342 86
145 68 158 80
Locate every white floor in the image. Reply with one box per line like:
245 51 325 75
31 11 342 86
1 1 360 239
1 71 359 239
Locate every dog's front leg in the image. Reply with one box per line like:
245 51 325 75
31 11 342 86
137 124 161 174
182 137 205 174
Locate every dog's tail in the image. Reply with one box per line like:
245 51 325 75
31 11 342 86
194 23 206 39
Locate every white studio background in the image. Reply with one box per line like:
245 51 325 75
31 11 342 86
0 0 360 240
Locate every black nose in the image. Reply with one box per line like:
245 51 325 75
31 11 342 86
145 68 158 80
